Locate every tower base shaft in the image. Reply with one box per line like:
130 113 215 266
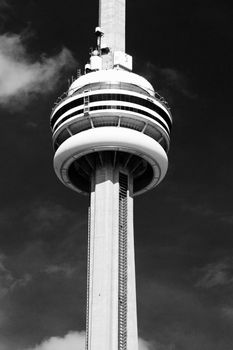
86 164 138 350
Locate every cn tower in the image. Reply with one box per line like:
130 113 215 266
50 0 172 349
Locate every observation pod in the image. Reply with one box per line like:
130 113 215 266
51 69 172 196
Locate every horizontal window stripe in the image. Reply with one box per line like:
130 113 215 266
89 94 172 127
53 104 170 135
51 98 83 127
51 93 172 129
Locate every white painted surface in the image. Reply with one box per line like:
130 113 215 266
87 167 138 350
68 69 155 97
53 127 168 195
90 55 102 71
99 0 125 52
113 51 133 71
88 166 120 350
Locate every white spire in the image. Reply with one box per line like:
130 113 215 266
99 0 125 53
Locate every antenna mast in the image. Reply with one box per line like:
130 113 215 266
99 0 125 52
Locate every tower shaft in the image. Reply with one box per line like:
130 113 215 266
86 165 138 350
99 0 125 52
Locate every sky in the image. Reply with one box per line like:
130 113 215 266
0 0 233 349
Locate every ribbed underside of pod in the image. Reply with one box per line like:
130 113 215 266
68 150 153 194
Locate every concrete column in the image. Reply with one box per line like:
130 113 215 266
99 0 125 52
87 165 138 350
88 165 120 350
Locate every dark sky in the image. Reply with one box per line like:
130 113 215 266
0 0 233 349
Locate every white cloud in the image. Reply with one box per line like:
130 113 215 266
139 338 153 350
0 33 76 108
25 332 85 350
23 332 153 350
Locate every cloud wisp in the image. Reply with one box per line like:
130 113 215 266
0 254 31 298
196 260 233 288
0 0 10 9
142 62 196 102
0 33 76 109
44 264 77 278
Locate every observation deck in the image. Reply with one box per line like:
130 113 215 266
52 69 172 196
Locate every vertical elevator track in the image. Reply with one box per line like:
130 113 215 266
118 173 128 350
86 206 91 350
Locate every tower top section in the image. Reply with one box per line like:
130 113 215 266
86 0 132 71
51 0 172 197
99 0 125 53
